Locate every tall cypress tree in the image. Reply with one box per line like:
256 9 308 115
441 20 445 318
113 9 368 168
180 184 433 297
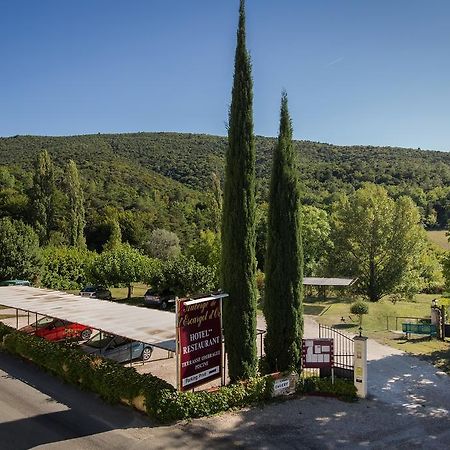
66 160 86 248
221 0 258 381
31 149 55 245
263 92 303 373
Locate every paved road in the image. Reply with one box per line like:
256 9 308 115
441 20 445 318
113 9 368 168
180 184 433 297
0 352 153 450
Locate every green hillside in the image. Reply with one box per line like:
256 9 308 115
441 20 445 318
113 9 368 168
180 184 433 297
1 132 450 228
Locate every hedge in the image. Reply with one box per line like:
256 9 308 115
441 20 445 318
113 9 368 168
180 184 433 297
298 376 357 401
0 323 273 422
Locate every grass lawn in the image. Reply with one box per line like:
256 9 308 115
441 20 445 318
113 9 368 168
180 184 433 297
315 293 450 374
427 230 450 250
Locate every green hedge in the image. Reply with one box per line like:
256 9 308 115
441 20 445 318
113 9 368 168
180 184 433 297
298 376 357 401
0 323 273 422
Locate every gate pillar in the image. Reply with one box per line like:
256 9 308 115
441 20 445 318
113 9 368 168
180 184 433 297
353 336 368 398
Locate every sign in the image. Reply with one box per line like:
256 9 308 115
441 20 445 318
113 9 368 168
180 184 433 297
302 338 334 368
177 297 222 391
271 372 298 397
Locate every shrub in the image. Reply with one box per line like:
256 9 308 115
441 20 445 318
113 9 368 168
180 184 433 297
350 300 369 316
298 376 357 401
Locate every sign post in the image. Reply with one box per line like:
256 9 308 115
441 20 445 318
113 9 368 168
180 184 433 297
176 293 228 391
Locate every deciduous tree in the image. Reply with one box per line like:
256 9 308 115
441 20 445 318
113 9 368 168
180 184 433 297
329 184 428 301
0 217 40 281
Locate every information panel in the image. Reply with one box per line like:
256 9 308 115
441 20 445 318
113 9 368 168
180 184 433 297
177 297 222 391
302 338 334 369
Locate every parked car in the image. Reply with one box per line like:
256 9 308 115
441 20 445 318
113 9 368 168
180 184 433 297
81 332 153 363
144 289 175 310
20 317 93 341
0 279 31 286
79 285 112 300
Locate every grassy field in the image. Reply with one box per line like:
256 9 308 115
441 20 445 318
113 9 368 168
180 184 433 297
427 230 450 250
314 293 450 373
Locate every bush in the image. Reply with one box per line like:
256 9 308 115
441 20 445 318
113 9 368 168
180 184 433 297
298 376 357 402
350 300 369 316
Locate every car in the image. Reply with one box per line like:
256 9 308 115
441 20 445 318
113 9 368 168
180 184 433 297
20 317 93 342
79 285 112 300
0 279 31 286
143 289 175 310
80 332 153 363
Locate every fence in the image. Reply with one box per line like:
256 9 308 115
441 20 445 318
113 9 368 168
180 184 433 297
318 324 354 380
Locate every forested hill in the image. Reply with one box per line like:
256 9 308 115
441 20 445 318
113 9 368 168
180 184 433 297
1 132 450 226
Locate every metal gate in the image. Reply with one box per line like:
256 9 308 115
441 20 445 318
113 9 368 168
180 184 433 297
318 324 354 379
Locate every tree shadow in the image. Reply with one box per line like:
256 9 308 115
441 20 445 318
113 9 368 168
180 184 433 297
0 352 152 449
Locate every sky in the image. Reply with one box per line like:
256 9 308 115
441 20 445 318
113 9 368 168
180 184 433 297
1 0 449 151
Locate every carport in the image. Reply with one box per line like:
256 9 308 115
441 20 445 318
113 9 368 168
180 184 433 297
0 286 177 352
303 277 357 299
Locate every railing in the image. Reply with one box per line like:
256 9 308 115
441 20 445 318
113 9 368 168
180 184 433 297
318 323 354 379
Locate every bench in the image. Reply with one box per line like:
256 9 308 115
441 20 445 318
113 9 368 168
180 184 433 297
402 322 437 338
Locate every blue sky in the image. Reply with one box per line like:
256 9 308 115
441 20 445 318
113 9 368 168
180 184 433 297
1 0 449 151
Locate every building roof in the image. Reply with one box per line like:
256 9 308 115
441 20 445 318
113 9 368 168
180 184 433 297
0 286 182 351
303 277 356 287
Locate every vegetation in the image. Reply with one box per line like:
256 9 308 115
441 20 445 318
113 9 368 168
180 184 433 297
40 246 95 290
221 0 258 381
264 92 303 373
31 150 56 245
147 254 217 296
299 377 357 402
0 217 40 281
89 243 155 299
65 160 86 248
329 184 434 301
143 228 181 260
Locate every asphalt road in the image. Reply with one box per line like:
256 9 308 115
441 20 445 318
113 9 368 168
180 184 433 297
0 352 153 450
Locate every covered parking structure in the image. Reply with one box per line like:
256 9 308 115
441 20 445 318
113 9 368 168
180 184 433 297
0 286 177 352
303 277 357 299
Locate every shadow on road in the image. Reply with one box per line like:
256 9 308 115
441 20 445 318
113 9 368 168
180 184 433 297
0 352 152 450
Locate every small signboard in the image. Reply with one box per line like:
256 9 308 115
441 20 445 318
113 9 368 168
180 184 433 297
271 372 298 397
177 296 223 391
302 338 334 369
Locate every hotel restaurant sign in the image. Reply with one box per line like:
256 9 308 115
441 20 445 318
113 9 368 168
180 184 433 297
176 293 227 391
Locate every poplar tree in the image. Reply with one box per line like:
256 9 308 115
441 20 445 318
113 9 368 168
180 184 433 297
31 149 55 245
264 92 304 373
66 160 86 248
221 0 258 381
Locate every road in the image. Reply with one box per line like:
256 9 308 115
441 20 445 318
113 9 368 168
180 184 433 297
1 317 450 449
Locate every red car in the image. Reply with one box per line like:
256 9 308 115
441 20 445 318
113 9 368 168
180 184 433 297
20 317 93 342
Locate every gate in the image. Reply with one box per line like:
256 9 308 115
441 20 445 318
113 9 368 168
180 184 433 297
318 324 354 379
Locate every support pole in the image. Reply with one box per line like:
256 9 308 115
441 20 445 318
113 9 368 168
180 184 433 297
35 312 38 333
220 297 225 386
353 335 368 398
175 298 180 391
15 309 18 329
130 342 133 368
27 311 30 326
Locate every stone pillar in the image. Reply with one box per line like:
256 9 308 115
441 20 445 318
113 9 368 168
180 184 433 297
353 336 368 398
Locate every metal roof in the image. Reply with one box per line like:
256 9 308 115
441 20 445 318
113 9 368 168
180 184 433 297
0 286 178 351
303 277 356 287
